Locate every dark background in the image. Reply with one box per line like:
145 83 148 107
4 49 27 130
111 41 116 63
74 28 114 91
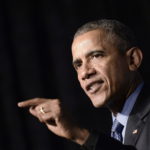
0 0 150 150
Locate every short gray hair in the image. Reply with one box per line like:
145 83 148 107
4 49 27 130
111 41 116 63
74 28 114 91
74 19 137 52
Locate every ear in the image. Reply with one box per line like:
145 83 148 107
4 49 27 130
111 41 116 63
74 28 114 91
126 47 143 71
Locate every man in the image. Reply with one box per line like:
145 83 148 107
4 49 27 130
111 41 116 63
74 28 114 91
18 19 150 150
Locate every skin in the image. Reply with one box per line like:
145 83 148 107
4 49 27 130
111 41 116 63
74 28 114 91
18 98 89 144
18 29 143 145
72 29 143 113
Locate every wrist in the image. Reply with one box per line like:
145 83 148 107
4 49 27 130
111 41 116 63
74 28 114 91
71 128 90 145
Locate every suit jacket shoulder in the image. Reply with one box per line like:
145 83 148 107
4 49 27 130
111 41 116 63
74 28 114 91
125 83 150 150
82 83 150 150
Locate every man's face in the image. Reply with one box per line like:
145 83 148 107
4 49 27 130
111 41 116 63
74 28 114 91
72 29 132 108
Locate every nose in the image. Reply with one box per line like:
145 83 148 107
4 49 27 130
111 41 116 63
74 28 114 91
80 65 96 80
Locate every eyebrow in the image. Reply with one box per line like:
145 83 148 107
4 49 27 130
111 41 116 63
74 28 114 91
72 50 105 67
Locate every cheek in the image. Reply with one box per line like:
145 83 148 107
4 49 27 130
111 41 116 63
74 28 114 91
77 73 84 89
93 60 111 81
105 62 129 91
77 74 81 84
95 61 123 89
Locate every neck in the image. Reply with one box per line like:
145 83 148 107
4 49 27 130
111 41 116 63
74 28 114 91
109 73 143 116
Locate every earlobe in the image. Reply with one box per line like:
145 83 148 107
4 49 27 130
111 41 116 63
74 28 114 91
126 47 143 71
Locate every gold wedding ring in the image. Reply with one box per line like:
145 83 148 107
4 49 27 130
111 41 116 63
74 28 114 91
40 107 45 114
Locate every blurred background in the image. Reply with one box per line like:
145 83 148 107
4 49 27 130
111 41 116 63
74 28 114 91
0 0 150 150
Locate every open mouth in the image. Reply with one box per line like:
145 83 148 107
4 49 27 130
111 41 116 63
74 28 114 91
86 80 104 94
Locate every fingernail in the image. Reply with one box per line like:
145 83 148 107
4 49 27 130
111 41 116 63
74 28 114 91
17 102 22 107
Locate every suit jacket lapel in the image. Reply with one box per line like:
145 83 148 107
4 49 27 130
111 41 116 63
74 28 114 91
124 84 150 145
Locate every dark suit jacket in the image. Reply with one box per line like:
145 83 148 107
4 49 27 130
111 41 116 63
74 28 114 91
83 84 150 150
124 83 150 150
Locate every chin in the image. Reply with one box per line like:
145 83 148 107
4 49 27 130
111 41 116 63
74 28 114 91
87 90 108 108
90 97 106 108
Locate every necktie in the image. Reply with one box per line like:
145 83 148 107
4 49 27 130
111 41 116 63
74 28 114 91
111 119 124 142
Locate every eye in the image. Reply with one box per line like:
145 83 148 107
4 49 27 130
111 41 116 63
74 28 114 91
91 52 104 59
75 63 81 69
73 61 82 70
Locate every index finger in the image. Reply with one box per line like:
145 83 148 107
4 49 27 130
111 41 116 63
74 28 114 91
17 98 47 108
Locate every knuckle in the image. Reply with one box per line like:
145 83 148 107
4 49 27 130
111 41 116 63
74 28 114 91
53 99 61 106
35 106 41 114
34 97 40 100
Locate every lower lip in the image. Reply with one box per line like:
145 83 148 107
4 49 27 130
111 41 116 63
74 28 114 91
88 82 103 94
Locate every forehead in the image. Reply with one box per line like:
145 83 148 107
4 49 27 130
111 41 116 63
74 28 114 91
72 29 105 48
72 29 109 59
